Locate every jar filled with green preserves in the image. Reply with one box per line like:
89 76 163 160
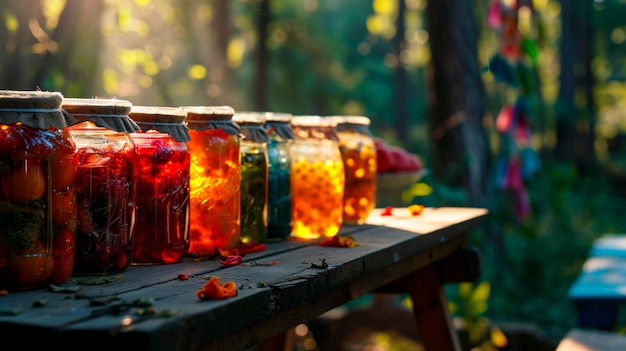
233 112 269 244
263 112 293 241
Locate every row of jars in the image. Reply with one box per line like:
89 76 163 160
0 90 377 290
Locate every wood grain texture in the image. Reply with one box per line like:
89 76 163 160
0 207 487 351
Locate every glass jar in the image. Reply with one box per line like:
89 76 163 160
290 116 345 239
0 91 77 290
63 98 138 275
183 106 241 257
330 115 377 224
263 112 293 241
233 112 269 244
129 106 190 264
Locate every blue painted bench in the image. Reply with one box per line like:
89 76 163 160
568 234 626 329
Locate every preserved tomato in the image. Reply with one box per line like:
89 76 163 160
63 98 138 275
0 90 77 290
183 106 241 257
129 106 190 264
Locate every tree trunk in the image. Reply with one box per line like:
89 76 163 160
555 0 576 162
394 0 409 144
425 0 490 206
253 0 270 111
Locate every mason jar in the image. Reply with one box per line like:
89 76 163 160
263 112 293 241
183 106 241 257
290 116 345 239
0 91 77 290
129 106 190 264
233 112 269 244
63 98 138 275
329 115 377 224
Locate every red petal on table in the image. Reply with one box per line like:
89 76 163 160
218 255 243 267
381 206 393 216
239 242 267 254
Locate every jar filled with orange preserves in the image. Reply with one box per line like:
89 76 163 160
290 116 345 239
183 106 241 257
0 91 77 290
329 115 377 224
63 98 138 275
129 106 190 264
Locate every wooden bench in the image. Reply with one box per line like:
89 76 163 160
568 234 626 329
556 328 626 351
0 207 487 351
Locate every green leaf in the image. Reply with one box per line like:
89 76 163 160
50 283 81 293
472 281 491 305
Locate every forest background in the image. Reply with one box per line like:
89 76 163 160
3 0 626 348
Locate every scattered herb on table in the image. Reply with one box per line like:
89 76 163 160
310 258 328 269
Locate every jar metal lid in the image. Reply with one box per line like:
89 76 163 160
327 115 371 126
291 115 334 127
130 106 190 142
181 105 235 121
0 90 72 129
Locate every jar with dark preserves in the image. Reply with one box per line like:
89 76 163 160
63 98 138 274
233 112 269 244
290 116 344 239
183 106 241 257
263 113 293 241
0 90 77 290
129 106 190 264
329 115 377 224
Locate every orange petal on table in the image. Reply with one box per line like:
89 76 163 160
320 235 360 248
408 204 425 216
197 276 238 300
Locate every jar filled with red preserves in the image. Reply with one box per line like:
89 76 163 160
63 98 138 274
0 90 77 290
233 112 269 245
129 106 190 264
290 116 345 239
183 106 241 257
329 116 377 224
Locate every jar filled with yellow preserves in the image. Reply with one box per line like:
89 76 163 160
329 115 377 224
290 116 344 239
183 106 241 257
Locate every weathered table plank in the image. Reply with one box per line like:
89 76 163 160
0 207 487 351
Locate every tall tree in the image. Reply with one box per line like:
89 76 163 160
556 0 595 168
425 0 490 206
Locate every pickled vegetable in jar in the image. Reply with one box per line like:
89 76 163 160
0 90 77 290
263 112 293 241
290 116 345 239
183 106 241 257
329 115 377 224
129 106 190 264
233 112 269 244
63 98 139 275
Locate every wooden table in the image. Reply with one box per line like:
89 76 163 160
0 207 487 351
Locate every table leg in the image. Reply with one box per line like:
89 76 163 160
407 265 462 351
256 328 295 351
